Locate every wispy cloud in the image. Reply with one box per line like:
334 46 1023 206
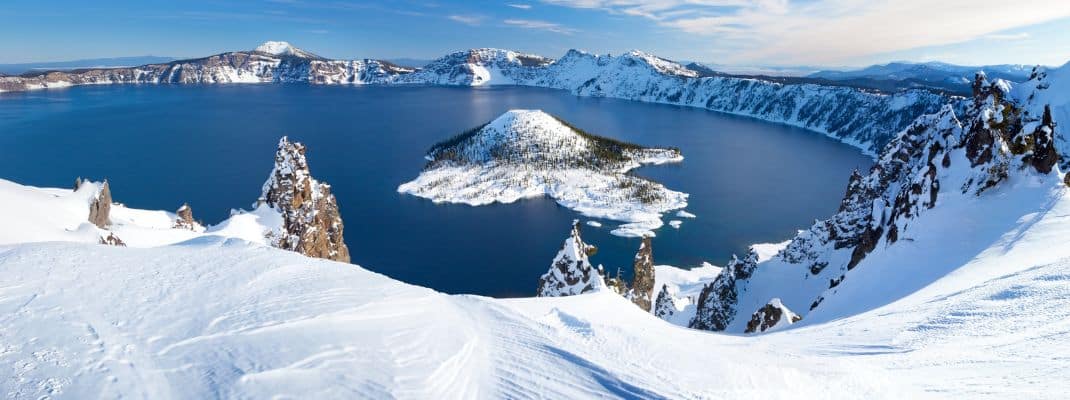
507 3 533 9
986 32 1031 41
541 0 1070 64
448 14 485 26
503 18 577 34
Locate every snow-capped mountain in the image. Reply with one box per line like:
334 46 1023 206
396 48 553 86
397 109 687 237
683 63 1070 333
254 40 322 59
0 42 951 155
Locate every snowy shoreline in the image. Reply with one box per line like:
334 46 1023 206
398 110 688 237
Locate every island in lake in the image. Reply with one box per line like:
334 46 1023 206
398 109 687 237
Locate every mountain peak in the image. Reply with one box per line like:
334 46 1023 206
254 41 319 58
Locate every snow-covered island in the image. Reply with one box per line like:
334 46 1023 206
398 109 687 237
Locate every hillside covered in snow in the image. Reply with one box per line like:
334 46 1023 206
0 42 949 155
5 42 1070 400
675 63 1070 335
398 109 686 237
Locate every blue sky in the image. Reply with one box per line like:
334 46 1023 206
3 0 1070 67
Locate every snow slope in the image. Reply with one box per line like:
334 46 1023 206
685 63 1070 337
398 109 687 237
3 207 1069 398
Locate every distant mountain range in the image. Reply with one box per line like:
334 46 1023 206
0 56 175 75
807 61 1034 92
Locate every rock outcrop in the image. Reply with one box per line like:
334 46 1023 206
257 137 350 263
74 178 112 229
744 299 801 334
653 284 676 319
629 237 656 311
98 232 125 247
172 203 202 231
536 221 604 296
690 251 759 331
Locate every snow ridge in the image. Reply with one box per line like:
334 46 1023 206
687 69 1067 333
397 109 687 237
0 43 952 155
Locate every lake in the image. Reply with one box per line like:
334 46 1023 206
0 84 872 297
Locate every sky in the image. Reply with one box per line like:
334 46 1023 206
2 0 1070 68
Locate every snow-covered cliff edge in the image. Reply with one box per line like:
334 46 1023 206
686 63 1070 333
0 42 951 155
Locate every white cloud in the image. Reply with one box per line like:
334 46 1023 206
507 3 533 9
542 0 1070 65
986 32 1031 41
503 19 578 35
448 14 485 26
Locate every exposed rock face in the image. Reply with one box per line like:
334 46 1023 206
536 221 604 297
87 180 112 229
744 299 801 334
629 237 656 311
653 284 676 319
99 232 125 247
257 137 350 263
172 203 202 231
690 251 759 331
604 267 629 296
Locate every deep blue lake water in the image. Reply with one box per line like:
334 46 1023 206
0 84 872 297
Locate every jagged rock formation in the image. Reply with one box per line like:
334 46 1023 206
744 299 801 334
74 178 112 229
172 203 202 231
98 232 125 247
629 237 656 311
690 251 759 331
257 137 350 263
398 109 687 237
690 66 1067 333
536 221 604 296
653 284 676 319
0 43 948 156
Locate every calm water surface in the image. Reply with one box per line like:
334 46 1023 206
0 85 872 297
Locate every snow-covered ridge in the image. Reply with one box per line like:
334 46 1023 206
685 64 1070 333
398 109 686 237
253 41 321 59
0 42 952 155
